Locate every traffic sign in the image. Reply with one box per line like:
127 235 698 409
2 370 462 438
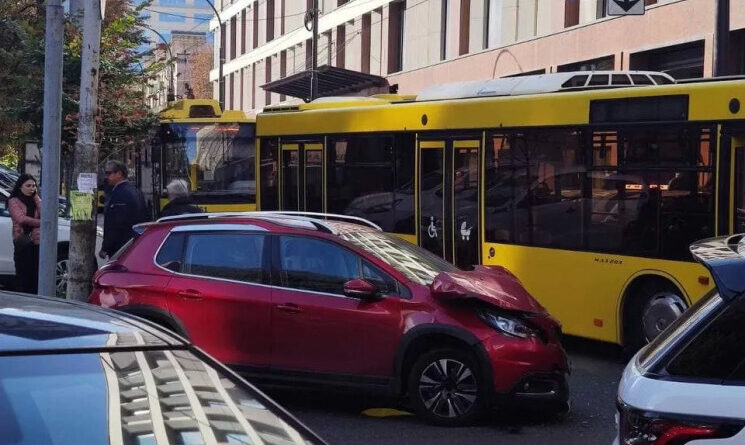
607 0 645 16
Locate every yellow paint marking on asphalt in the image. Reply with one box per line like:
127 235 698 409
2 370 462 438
361 408 414 418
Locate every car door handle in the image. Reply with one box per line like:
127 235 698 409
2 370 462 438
177 289 203 300
276 303 302 314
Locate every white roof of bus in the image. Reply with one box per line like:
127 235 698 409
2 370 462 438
416 71 675 101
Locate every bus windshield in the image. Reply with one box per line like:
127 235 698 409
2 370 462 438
159 122 255 201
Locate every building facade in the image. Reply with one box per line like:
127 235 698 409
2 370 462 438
140 0 214 109
210 0 745 115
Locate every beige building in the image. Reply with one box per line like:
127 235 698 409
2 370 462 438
209 0 745 115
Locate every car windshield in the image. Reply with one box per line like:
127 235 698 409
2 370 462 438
337 229 460 285
0 350 322 445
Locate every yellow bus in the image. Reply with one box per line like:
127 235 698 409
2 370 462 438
255 72 745 349
149 99 256 214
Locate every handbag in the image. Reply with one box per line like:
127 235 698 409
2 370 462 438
13 233 34 251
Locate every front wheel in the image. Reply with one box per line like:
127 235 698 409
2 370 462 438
407 348 487 426
55 251 69 297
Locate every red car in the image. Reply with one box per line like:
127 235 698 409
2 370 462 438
90 212 569 425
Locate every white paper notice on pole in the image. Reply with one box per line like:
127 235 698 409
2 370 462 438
77 173 97 193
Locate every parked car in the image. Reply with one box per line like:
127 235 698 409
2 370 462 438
0 187 104 294
615 234 745 444
90 211 569 426
0 290 326 445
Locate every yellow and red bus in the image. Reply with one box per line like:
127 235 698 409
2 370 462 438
255 72 745 349
148 99 256 214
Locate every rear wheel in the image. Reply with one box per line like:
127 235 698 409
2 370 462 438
624 280 686 353
55 248 69 297
407 348 486 426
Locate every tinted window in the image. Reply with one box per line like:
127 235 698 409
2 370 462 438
259 137 279 210
327 133 415 234
485 129 584 249
155 233 185 271
362 260 400 296
183 233 265 283
0 351 322 445
666 298 745 381
279 236 360 294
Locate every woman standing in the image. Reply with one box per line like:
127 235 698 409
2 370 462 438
8 174 41 294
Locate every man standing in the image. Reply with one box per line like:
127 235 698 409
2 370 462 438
98 160 148 259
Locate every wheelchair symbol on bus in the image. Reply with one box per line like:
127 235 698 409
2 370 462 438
427 217 438 239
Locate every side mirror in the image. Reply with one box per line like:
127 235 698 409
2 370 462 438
343 279 379 299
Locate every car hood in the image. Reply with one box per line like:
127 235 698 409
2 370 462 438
430 265 546 313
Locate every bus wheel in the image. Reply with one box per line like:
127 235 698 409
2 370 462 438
624 280 686 354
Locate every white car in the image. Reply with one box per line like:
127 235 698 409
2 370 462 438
615 234 745 444
0 188 103 295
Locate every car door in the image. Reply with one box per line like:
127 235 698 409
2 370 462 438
0 193 15 277
270 235 404 378
165 229 273 368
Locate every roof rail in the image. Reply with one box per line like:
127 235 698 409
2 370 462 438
156 211 382 231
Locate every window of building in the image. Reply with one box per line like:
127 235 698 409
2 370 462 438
229 72 234 109
230 16 236 60
440 0 448 60
326 134 415 234
361 13 371 73
279 50 287 102
305 38 312 70
564 0 579 27
158 12 186 23
459 0 470 56
644 0 657 5
336 24 346 68
266 0 275 42
557 55 614 72
279 236 359 295
265 56 272 105
483 0 502 49
252 1 258 49
629 41 705 80
240 10 246 55
251 63 256 109
158 0 185 6
387 0 404 73
183 233 265 283
597 0 606 19
281 0 285 35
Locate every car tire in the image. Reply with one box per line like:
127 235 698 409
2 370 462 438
407 348 487 426
624 280 686 354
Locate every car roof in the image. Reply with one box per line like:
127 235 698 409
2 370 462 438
0 291 185 354
144 212 382 237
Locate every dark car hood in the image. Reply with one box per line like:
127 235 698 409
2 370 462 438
430 265 546 313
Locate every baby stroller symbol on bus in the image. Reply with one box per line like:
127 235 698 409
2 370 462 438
460 221 472 241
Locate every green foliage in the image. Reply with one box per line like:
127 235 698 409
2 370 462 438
0 0 158 166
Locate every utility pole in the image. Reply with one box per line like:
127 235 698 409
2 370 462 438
67 0 103 301
38 0 65 296
310 0 319 101
713 0 730 77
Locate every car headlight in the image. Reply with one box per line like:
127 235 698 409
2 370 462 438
479 310 538 339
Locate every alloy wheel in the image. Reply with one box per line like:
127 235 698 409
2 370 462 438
418 358 478 419
55 258 68 297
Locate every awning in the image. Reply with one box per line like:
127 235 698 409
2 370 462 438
261 65 389 102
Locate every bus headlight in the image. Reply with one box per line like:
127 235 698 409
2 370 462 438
479 310 538 339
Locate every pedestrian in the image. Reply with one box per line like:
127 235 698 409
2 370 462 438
98 160 148 260
160 179 203 217
8 174 41 294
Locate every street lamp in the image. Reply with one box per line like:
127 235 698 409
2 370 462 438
201 0 225 111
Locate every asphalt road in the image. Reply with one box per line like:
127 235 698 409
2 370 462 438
263 338 627 445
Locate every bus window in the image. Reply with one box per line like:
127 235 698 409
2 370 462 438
328 134 415 234
259 138 279 210
161 122 256 203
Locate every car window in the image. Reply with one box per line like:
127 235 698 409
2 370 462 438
362 260 410 298
155 233 185 271
0 196 8 218
183 232 265 284
0 350 323 445
279 236 360 295
665 297 745 382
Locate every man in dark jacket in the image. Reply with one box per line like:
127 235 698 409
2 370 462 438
98 160 148 259
160 179 203 217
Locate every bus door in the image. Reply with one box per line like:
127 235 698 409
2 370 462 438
733 137 745 233
280 142 324 212
418 138 481 269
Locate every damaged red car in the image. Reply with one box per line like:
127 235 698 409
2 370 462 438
89 212 569 426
